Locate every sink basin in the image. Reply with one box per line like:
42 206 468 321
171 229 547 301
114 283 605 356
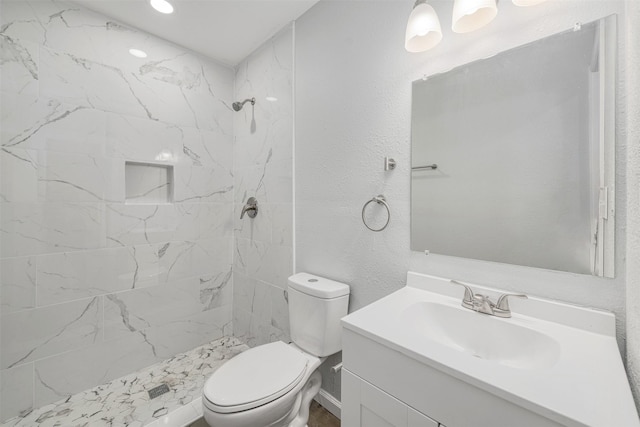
401 301 561 370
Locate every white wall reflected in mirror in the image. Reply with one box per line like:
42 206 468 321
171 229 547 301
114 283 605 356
410 15 616 277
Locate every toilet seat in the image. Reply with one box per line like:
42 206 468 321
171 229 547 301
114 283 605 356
203 342 310 414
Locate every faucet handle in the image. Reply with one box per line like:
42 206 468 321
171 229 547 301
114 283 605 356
495 293 528 314
450 280 475 306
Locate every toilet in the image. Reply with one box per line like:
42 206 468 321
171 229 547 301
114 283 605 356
202 273 350 427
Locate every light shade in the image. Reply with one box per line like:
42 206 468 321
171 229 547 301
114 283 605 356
405 1 443 52
512 0 548 6
452 0 497 33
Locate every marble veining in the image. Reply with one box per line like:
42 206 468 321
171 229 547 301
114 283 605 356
232 24 294 349
1 337 248 427
0 0 297 420
2 297 102 370
1 0 235 420
0 257 37 314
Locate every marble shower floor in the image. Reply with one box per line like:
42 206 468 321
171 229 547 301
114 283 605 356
1 337 249 427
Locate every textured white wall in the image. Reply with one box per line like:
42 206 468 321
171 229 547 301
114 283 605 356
295 0 632 400
411 35 596 274
625 0 640 405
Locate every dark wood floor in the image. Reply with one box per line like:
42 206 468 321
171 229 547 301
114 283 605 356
190 401 340 426
308 401 340 427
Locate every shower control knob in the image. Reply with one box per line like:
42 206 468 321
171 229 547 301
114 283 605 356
240 197 258 219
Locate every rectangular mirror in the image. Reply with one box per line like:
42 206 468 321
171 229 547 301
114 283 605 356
410 15 616 277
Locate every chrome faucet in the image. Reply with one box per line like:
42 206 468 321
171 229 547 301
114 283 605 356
450 280 527 318
240 197 258 219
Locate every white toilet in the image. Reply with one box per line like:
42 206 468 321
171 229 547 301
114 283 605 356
202 273 350 427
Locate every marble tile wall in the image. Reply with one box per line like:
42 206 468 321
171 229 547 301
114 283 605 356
0 0 235 421
232 25 294 347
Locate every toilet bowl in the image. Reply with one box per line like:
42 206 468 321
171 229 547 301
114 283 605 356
202 273 350 427
203 342 323 427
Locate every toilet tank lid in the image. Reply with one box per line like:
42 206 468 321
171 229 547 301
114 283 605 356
288 273 350 299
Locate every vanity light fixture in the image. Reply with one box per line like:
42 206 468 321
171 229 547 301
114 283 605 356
452 0 498 33
405 0 443 52
150 0 174 14
406 0 547 52
129 48 148 58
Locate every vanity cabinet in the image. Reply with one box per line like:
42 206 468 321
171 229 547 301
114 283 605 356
341 329 563 427
342 369 439 427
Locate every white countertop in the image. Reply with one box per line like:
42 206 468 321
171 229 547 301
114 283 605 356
342 272 639 427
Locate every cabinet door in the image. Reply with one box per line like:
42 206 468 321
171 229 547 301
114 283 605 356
342 369 438 427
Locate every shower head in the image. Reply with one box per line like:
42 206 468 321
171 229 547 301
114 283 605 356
232 97 255 111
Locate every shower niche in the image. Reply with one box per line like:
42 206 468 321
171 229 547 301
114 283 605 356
125 161 174 204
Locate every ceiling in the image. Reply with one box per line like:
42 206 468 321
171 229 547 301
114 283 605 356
72 0 319 66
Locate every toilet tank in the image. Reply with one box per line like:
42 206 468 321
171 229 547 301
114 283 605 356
287 273 350 357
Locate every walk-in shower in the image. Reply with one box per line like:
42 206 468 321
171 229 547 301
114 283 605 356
232 97 256 111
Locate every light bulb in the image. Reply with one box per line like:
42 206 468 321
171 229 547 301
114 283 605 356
129 48 148 58
150 0 174 14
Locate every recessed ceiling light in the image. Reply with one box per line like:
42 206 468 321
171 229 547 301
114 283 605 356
129 48 148 58
150 0 174 14
155 149 174 161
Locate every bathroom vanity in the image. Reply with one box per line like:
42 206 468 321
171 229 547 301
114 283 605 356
341 272 639 427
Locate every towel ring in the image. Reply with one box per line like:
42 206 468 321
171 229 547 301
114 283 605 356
362 195 391 232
